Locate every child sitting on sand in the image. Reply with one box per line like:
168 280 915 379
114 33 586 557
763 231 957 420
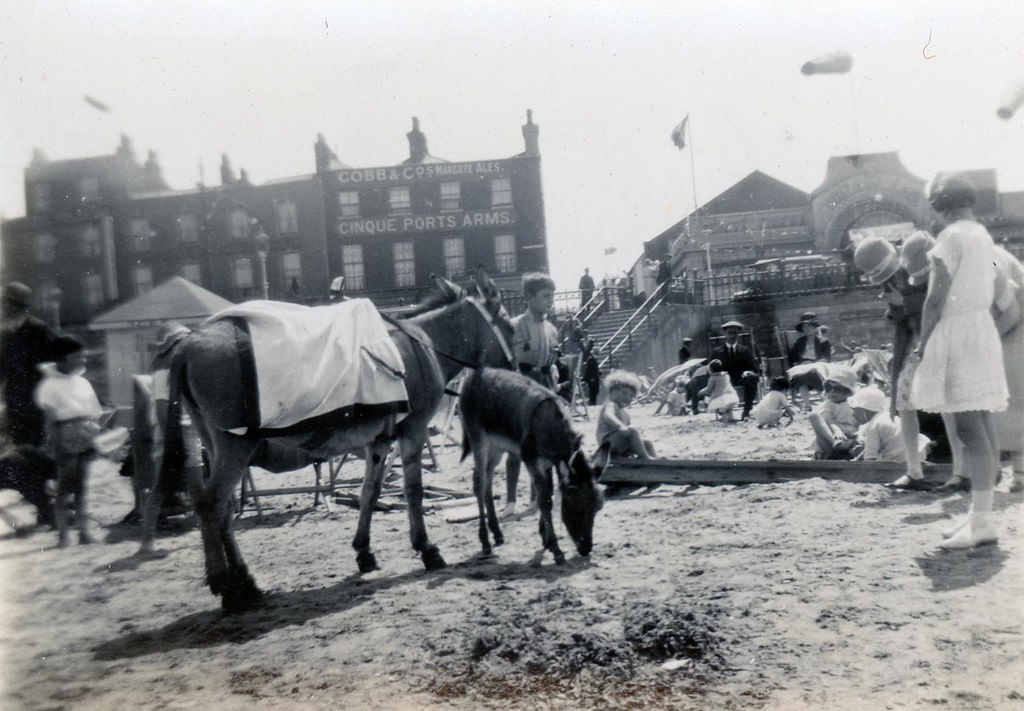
665 377 689 416
807 366 860 460
698 359 739 421
597 370 657 459
848 386 905 462
752 376 795 428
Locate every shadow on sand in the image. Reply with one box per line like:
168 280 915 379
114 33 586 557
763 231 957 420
914 545 1009 592
91 553 585 662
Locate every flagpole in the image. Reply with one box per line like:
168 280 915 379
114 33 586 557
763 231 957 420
686 117 708 282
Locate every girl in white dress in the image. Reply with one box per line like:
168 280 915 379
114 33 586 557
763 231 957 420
912 174 1009 549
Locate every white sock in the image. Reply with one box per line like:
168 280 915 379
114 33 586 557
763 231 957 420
972 488 994 516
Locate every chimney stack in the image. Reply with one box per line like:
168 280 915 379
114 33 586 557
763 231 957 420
522 110 539 156
407 117 429 164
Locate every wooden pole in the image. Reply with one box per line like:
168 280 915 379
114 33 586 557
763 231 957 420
601 458 952 487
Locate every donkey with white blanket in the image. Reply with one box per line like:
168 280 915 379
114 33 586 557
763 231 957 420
459 367 608 564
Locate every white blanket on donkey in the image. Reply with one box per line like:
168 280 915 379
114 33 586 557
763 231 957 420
210 299 407 431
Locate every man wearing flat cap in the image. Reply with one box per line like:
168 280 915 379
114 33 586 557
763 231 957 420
710 320 760 420
1 282 59 446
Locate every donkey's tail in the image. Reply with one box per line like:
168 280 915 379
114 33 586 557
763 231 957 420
140 353 187 551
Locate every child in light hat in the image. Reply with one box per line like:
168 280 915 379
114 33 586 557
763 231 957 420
914 173 1007 549
808 365 860 459
849 386 930 466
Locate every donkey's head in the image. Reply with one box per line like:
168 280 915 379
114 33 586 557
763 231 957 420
558 440 609 557
429 267 514 370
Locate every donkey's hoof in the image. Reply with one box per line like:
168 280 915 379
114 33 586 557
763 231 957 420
219 572 264 614
356 550 379 573
553 551 567 565
422 546 447 571
493 532 505 547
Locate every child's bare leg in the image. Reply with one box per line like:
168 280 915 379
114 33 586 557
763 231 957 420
941 411 999 549
642 438 657 458
938 412 968 489
77 457 95 544
899 408 924 478
626 428 654 460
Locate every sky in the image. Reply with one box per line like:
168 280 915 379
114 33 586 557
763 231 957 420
2 1 1023 292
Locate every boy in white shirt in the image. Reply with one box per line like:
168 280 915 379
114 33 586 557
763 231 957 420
34 335 103 546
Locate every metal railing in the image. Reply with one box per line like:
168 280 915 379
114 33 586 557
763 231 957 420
597 285 669 370
699 263 864 305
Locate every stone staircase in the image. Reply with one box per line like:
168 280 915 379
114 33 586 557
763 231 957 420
580 307 646 372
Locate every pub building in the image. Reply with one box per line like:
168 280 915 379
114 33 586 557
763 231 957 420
0 112 549 327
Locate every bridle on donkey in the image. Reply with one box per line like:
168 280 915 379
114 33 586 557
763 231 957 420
380 291 515 378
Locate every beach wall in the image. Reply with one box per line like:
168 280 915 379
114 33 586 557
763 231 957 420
623 288 892 376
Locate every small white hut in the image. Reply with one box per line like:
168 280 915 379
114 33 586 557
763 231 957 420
89 277 233 413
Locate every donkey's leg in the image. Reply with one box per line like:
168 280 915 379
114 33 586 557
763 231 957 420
352 437 392 573
528 461 565 564
206 436 262 613
398 429 446 571
471 443 493 555
483 450 504 547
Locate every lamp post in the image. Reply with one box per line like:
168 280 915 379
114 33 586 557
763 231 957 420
253 226 270 299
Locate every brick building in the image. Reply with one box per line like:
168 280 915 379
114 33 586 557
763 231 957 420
1 112 547 326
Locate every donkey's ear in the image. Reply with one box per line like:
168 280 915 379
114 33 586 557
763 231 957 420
591 442 612 475
557 460 572 488
473 265 499 300
431 273 462 301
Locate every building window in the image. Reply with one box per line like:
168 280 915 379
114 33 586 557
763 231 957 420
276 200 299 234
35 233 57 263
338 190 360 218
494 234 517 273
233 257 254 291
83 274 104 308
133 266 153 296
342 244 365 290
181 262 202 285
440 182 461 211
129 218 152 251
229 209 249 239
393 241 416 287
177 213 198 243
29 183 51 212
282 251 302 291
79 177 100 202
443 237 465 280
79 226 102 257
490 178 512 207
389 186 411 213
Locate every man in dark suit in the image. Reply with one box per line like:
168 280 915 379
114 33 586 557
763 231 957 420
710 320 760 420
0 283 59 446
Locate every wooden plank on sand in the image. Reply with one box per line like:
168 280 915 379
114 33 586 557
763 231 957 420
600 459 953 486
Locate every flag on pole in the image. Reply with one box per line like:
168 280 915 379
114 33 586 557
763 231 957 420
670 115 688 149
83 95 111 113
604 246 617 255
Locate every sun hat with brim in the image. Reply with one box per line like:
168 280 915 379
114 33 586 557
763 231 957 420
822 364 858 392
853 237 900 285
795 311 820 332
849 386 888 413
721 320 744 331
900 231 936 286
3 282 32 308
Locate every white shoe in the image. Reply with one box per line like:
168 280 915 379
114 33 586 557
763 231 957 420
938 515 998 549
501 502 517 519
941 515 969 539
